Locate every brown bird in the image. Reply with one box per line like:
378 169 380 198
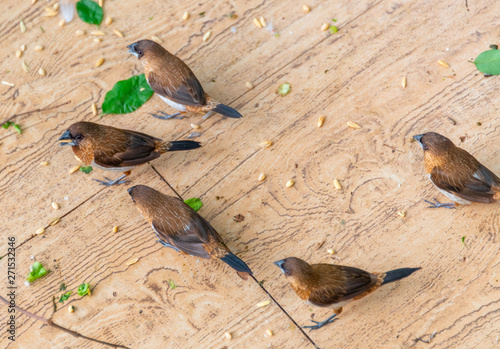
58 121 201 186
413 132 500 208
274 257 420 330
127 40 242 120
127 185 252 278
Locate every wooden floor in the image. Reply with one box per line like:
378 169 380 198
2 0 500 348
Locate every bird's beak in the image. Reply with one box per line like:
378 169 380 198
58 130 76 146
413 134 424 149
127 43 138 57
273 260 286 274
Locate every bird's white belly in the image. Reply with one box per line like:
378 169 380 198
428 174 471 204
91 161 136 173
158 94 187 112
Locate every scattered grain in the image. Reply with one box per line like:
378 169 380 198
98 0 103 7
20 21 26 33
259 140 272 149
49 217 60 226
259 16 266 27
202 30 212 42
35 45 44 52
95 58 104 67
69 164 81 174
20 44 26 52
75 29 85 36
32 0 38 4
327 249 335 254
256 300 271 308
40 161 48 166
94 38 102 43
253 18 263 28
38 68 46 76
398 210 406 218
245 81 254 89
402 76 407 88
333 178 342 190
286 180 295 188
68 305 75 313
113 29 124 38
22 61 30 72
347 121 361 129
258 173 266 182
321 23 329 31
2 81 15 87
317 115 325 128
126 258 139 266
113 226 119 233
52 202 60 210
59 19 65 27
190 123 200 129
53 3 59 10
438 60 450 68
224 332 232 340
91 103 97 116
151 35 162 43
91 30 106 36
302 4 311 13
182 11 189 21
16 50 22 58
35 228 45 235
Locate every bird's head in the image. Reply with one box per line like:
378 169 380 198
274 257 312 278
58 122 100 148
127 40 164 61
413 132 455 154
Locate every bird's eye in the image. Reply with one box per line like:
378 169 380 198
423 144 428 150
75 134 83 140
138 50 142 55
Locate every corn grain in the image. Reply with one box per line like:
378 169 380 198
52 202 60 210
126 258 139 266
347 121 361 129
259 140 272 149
91 30 106 36
438 60 450 68
53 3 59 10
59 19 66 27
245 81 254 89
104 16 112 25
182 11 189 21
75 30 85 36
40 161 48 166
20 21 26 33
327 249 335 254
398 210 406 218
302 4 311 13
256 300 271 308
16 50 22 58
190 123 200 129
49 217 60 226
402 76 407 88
202 30 212 42
253 18 263 28
95 58 104 67
317 115 325 128
321 23 329 31
68 305 75 313
286 180 295 188
94 38 102 43
38 68 46 76
91 103 97 116
113 29 124 38
113 226 119 233
22 61 30 72
35 228 45 235
69 164 81 174
99 0 103 7
333 178 342 190
258 173 266 182
35 45 44 52
259 16 266 27
224 332 232 340
266 330 274 336
20 44 26 52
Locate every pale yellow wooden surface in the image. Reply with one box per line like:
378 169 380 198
1 0 500 348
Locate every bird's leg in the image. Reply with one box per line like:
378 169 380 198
93 174 127 186
424 198 456 209
202 110 215 120
150 111 184 120
302 314 338 331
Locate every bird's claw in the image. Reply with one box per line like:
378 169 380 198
150 111 183 120
302 314 337 331
424 198 456 209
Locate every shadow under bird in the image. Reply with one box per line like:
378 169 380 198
58 121 201 186
127 185 252 279
127 39 242 120
413 132 500 208
274 257 420 330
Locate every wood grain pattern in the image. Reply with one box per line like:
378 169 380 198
1 0 500 348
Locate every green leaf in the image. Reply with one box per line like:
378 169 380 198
13 124 21 134
76 0 103 25
169 279 176 290
80 166 93 174
329 25 338 34
78 283 91 296
462 236 466 246
102 74 154 114
2 122 12 129
472 48 500 75
332 19 337 22
27 262 49 282
184 198 203 212
199 12 205 16
59 282 67 291
58 291 72 304
276 82 291 96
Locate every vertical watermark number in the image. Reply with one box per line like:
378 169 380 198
6 237 16 341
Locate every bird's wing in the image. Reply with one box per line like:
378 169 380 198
431 164 499 203
147 62 206 107
93 130 161 168
149 200 224 259
308 265 376 307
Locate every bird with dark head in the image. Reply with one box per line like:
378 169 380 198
58 121 201 186
127 39 242 120
413 132 500 208
274 257 420 330
127 185 252 279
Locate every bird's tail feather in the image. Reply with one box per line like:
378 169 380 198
168 140 201 151
381 267 421 285
219 252 253 275
213 103 242 118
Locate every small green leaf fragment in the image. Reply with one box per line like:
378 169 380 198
489 44 498 50
76 0 103 25
276 82 291 96
60 282 67 291
78 283 91 296
457 279 462 281
169 279 176 290
27 262 49 282
462 236 466 246
329 25 338 34
58 291 72 304
40 26 45 33
332 19 337 22
472 48 500 75
13 124 21 134
80 166 93 174
184 198 203 212
2 122 13 129
102 74 154 114
199 12 205 16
